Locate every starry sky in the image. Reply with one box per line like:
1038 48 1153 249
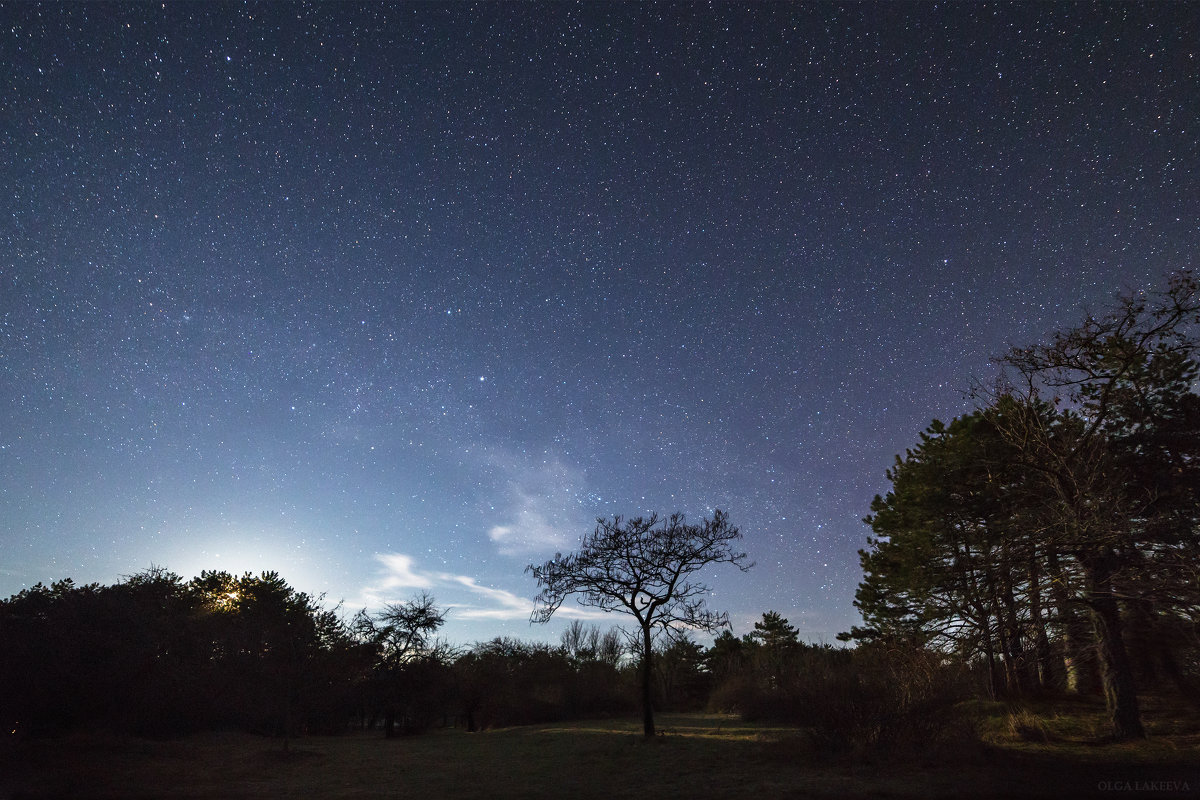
2 3 1197 645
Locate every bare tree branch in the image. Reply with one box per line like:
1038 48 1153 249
527 509 751 737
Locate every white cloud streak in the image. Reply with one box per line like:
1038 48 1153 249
353 552 607 623
374 553 434 590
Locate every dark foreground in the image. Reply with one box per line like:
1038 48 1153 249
2 709 1197 799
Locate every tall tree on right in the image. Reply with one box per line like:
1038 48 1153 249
995 271 1200 740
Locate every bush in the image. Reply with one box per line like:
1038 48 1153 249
715 641 974 759
1006 706 1051 742
809 643 971 757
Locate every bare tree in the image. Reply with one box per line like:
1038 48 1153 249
560 619 601 665
527 510 751 737
993 271 1200 740
597 627 625 669
989 395 1143 733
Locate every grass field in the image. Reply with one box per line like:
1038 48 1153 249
3 702 1198 799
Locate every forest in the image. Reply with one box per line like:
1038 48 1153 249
2 273 1199 795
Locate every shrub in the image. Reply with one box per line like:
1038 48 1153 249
716 641 974 759
1006 706 1051 743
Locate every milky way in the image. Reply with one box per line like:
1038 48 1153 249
2 3 1197 643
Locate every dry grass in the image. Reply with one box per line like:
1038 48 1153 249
3 706 1198 799
974 693 1200 762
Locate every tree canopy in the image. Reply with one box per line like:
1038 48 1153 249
850 271 1200 740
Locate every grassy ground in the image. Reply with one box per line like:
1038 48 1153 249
3 702 1198 799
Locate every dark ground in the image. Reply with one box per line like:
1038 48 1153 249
2 705 1198 799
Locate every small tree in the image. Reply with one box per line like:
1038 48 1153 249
750 611 801 650
527 510 751 737
560 619 602 666
353 592 447 737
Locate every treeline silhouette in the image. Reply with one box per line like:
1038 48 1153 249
1 569 360 738
0 569 550 734
0 567 962 756
0 569 635 740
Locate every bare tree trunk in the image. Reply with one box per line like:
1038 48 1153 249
981 620 1002 700
1081 550 1145 740
987 583 1020 695
641 624 655 738
962 542 1006 698
1028 553 1062 692
282 698 292 753
1125 597 1161 688
1046 546 1097 693
384 709 397 738
1001 575 1037 694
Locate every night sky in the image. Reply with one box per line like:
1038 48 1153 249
3 3 1197 644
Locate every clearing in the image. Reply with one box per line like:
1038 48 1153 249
3 703 1198 799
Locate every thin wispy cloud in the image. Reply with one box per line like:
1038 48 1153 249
353 552 608 623
488 487 571 555
482 451 590 557
374 553 434 590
